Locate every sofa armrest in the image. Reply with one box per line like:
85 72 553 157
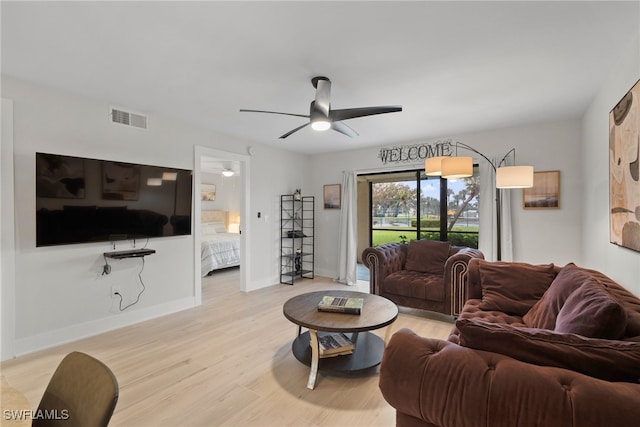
362 243 407 295
443 248 484 316
380 329 640 427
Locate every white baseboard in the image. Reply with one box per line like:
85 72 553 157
315 267 337 280
246 275 277 292
11 297 197 358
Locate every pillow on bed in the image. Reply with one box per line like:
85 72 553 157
211 222 227 233
202 223 218 235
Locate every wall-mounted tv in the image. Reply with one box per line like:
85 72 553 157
36 152 193 247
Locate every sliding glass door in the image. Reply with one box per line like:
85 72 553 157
365 168 479 248
370 171 419 246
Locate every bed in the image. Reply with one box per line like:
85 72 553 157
201 211 241 277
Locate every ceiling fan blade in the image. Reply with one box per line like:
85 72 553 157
313 77 331 116
279 122 310 139
240 109 309 119
330 106 402 122
331 121 359 138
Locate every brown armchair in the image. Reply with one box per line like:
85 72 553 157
362 240 483 316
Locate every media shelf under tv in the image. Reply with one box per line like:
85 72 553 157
103 248 156 259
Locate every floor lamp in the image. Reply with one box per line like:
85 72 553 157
425 142 534 261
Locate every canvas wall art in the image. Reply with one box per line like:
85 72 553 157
323 184 341 209
201 183 216 201
609 79 640 252
523 170 560 209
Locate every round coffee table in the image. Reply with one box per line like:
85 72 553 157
283 290 398 389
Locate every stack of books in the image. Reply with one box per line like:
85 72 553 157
315 332 355 358
317 295 364 315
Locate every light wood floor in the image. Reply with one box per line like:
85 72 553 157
1 269 453 427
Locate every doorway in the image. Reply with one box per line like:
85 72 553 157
194 146 251 303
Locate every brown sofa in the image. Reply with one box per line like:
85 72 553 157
379 260 640 427
362 240 483 316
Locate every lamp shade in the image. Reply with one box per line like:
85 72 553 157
496 165 534 188
425 156 445 176
147 178 162 186
442 156 473 178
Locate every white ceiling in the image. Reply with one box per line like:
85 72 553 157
2 1 639 155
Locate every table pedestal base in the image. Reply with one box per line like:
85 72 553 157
291 331 385 389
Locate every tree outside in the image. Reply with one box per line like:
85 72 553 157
371 176 479 247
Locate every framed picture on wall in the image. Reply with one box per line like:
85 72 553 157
323 184 341 209
609 78 640 252
201 183 216 201
523 170 560 209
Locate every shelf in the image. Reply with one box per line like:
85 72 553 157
280 194 314 285
281 269 313 277
104 248 156 259
282 252 312 259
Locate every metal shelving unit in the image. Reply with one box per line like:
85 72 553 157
280 195 314 285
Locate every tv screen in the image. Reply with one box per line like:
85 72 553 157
36 152 192 247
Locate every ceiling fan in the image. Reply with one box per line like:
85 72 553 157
240 76 402 139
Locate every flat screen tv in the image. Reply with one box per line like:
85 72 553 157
36 152 192 247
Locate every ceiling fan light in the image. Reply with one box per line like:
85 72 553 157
425 156 446 176
222 169 234 177
311 119 331 131
442 156 473 178
496 165 534 188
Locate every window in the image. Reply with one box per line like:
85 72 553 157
364 167 479 248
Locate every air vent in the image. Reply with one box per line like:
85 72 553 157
111 107 147 129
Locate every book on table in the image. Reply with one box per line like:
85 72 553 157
314 332 355 358
317 295 364 315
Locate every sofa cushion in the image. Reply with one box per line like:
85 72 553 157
581 267 640 339
405 239 451 275
448 298 526 344
555 279 627 339
524 263 596 329
383 270 445 302
477 261 556 316
456 318 640 383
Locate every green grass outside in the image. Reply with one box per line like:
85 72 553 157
372 227 478 248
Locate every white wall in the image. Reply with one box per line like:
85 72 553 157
1 77 309 358
1 98 17 358
581 31 640 296
310 119 584 278
201 171 241 215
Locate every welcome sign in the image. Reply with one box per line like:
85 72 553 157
378 140 453 165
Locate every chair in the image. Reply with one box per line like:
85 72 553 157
362 240 484 316
33 351 119 427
